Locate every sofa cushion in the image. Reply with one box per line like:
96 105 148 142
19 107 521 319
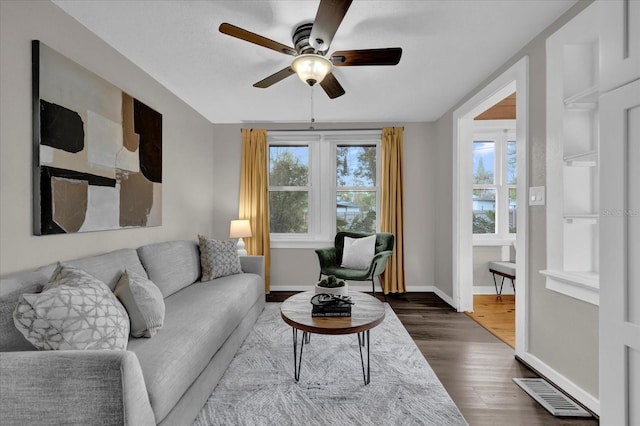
127 272 263 423
14 263 130 351
137 241 201 298
0 270 49 351
198 235 242 281
60 249 148 292
114 270 165 338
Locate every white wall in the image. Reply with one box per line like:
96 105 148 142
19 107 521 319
472 246 515 294
0 1 215 276
211 122 437 291
432 0 598 399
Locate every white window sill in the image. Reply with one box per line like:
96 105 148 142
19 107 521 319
473 237 515 247
539 269 600 306
270 239 333 249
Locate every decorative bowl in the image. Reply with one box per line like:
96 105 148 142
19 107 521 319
314 281 349 297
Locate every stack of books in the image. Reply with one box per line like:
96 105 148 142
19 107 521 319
311 295 353 317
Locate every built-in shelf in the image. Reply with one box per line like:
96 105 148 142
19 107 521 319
546 6 600 307
563 214 598 224
564 85 599 110
563 150 598 167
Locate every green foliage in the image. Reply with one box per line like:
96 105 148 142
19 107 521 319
473 210 496 234
473 157 493 184
318 275 346 288
269 149 309 233
269 150 308 186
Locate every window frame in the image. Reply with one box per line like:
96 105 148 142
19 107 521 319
268 130 381 249
472 120 516 245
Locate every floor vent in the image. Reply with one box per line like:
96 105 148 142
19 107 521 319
512 378 591 417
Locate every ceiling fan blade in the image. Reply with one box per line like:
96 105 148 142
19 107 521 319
219 23 297 56
309 0 353 52
331 48 402 66
253 67 296 88
319 72 345 99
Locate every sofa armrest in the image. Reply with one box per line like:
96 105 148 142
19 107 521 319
0 350 155 426
240 255 264 280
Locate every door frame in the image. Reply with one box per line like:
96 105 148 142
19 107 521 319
452 56 529 356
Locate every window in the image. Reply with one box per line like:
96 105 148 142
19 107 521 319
269 145 309 233
336 145 377 233
268 130 381 248
472 122 516 242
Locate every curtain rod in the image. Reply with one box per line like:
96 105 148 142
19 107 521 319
242 127 403 132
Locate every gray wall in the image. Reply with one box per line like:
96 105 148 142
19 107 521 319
0 1 215 275
432 0 598 398
473 246 513 294
211 122 437 290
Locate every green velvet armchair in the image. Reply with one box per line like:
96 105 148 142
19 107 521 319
315 232 394 299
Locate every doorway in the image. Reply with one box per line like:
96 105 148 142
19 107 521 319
452 57 528 358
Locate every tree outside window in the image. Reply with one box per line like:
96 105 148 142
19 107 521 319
472 128 517 239
269 146 309 233
336 145 377 233
267 131 381 244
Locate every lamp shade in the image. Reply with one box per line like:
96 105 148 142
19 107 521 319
291 54 332 86
229 219 252 239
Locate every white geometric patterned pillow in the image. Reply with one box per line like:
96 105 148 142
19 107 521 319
198 235 243 281
13 263 130 350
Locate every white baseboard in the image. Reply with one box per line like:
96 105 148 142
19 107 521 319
473 285 515 295
269 284 458 310
269 284 437 293
432 287 456 308
519 352 600 415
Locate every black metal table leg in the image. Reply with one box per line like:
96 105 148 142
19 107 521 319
358 330 371 385
292 328 307 382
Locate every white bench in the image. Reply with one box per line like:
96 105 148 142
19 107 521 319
488 260 516 295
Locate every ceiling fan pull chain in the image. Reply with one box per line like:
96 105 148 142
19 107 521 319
310 86 315 130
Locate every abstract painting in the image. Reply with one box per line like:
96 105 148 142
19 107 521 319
32 41 162 235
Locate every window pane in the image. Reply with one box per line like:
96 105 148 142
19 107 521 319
473 141 495 184
336 145 376 187
269 191 308 233
269 146 308 186
506 141 517 184
336 191 376 233
473 189 496 234
509 188 517 233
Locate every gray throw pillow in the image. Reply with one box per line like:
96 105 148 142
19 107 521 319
198 235 243 281
13 263 130 350
114 270 165 338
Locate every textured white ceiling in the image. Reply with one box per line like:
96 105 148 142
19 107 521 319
53 0 576 124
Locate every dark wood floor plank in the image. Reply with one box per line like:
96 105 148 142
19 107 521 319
267 291 598 425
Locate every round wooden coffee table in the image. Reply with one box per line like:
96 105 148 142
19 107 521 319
280 290 385 385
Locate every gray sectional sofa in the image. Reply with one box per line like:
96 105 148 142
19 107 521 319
0 240 266 425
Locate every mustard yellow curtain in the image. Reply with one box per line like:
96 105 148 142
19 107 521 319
380 127 405 294
239 129 271 293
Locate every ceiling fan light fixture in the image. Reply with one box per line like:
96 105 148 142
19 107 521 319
291 54 332 86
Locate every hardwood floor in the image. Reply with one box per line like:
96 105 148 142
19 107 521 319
466 295 515 348
267 291 598 426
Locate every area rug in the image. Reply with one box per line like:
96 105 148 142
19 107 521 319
193 303 467 426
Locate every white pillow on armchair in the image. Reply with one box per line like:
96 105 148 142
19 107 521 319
341 235 376 270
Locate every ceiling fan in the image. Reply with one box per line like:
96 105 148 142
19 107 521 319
219 0 402 99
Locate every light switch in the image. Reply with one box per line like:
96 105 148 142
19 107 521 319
529 186 545 206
